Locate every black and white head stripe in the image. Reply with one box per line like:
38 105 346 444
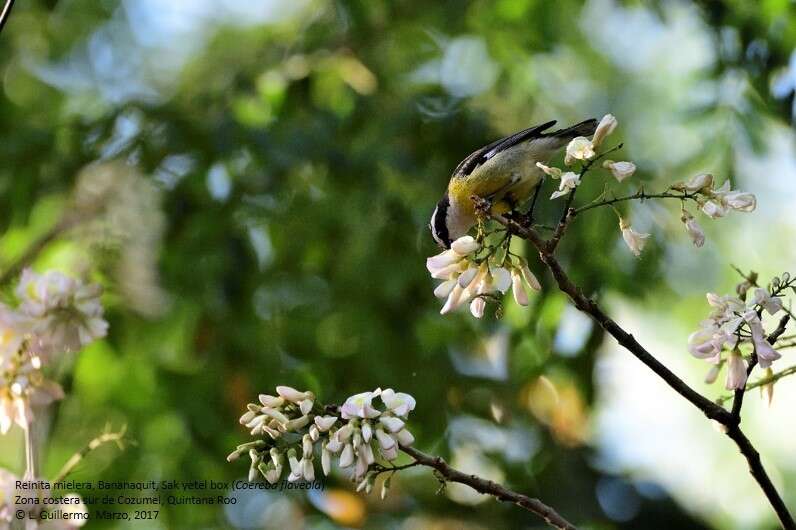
430 194 451 249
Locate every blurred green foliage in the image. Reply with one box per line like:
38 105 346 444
1 0 795 529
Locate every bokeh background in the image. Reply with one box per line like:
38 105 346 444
2 0 796 528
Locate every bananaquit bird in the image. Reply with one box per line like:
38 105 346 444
429 118 597 249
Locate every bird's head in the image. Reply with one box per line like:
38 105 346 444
429 194 453 249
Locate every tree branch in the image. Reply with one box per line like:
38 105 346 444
486 210 795 529
400 445 577 530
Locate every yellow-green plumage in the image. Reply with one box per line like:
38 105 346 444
430 119 597 248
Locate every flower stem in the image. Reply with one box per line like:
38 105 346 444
23 419 38 480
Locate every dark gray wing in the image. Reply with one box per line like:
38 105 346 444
453 120 557 177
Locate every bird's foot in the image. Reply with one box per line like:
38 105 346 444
471 195 492 219
505 210 534 228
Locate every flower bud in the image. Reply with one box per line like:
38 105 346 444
379 416 405 433
602 160 636 182
301 458 315 481
511 269 529 306
258 394 284 408
591 114 617 149
375 429 396 451
314 415 337 432
565 137 595 165
339 444 354 468
361 420 373 442
276 386 312 403
395 429 415 446
451 236 479 255
321 442 332 476
725 349 748 390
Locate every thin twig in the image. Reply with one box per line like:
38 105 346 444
400 445 577 530
717 364 796 405
547 148 619 252
52 425 129 484
571 189 699 216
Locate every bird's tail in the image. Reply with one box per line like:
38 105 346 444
546 118 598 140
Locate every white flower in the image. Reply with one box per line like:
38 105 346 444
433 279 457 299
722 190 756 212
519 264 541 291
375 429 396 450
16 269 108 353
379 416 405 433
725 349 748 390
440 284 467 315
325 436 343 453
314 415 337 432
470 297 486 318
380 389 416 417
751 288 783 316
602 160 636 182
260 407 290 425
341 390 382 419
591 114 618 149
276 386 313 403
302 434 313 458
701 180 756 218
564 138 595 166
339 444 354 468
380 444 399 461
701 199 727 219
536 162 562 178
687 325 723 359
301 458 315 481
743 310 781 368
450 236 480 255
457 267 479 289
321 442 332 475
511 269 529 306
395 429 415 446
360 441 375 465
677 173 714 193
550 172 580 199
488 267 512 293
681 210 705 247
619 218 650 257
258 394 284 408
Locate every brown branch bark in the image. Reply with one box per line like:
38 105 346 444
487 210 795 530
400 445 577 530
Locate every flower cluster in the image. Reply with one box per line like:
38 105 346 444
0 270 106 434
536 115 636 201
673 174 756 219
229 386 416 495
688 274 791 391
667 173 755 251
426 236 541 318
